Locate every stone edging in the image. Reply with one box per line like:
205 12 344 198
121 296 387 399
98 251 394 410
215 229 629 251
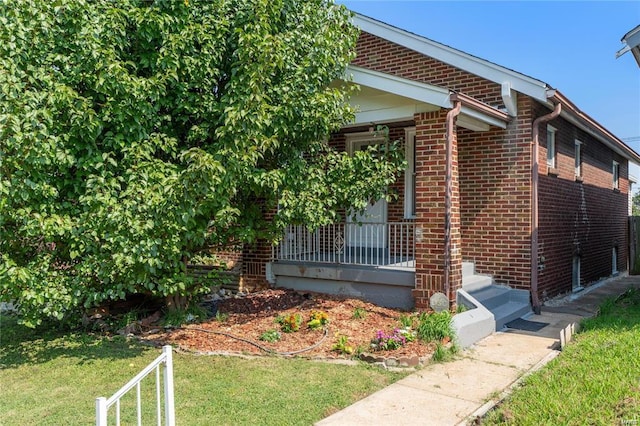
359 353 425 368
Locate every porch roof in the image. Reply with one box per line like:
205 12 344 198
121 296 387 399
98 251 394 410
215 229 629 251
351 12 640 165
344 65 510 131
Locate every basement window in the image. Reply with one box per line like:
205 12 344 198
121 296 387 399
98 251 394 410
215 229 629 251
612 246 619 275
574 140 582 180
546 125 557 169
572 255 582 292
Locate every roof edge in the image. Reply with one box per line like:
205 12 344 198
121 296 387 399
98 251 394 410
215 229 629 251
353 13 550 102
547 89 640 164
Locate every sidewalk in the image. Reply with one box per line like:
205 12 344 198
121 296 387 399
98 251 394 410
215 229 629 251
317 275 640 426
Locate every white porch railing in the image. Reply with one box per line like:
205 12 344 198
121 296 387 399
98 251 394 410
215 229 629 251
96 345 175 426
273 222 415 269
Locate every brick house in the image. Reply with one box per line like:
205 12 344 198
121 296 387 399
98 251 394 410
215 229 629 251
227 13 640 330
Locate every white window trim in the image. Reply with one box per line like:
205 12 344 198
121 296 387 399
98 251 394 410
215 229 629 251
345 131 384 155
574 139 582 178
612 246 619 274
546 125 557 169
613 160 620 190
404 128 416 219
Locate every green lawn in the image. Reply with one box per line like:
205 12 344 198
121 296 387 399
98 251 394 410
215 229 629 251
0 316 407 425
482 287 640 425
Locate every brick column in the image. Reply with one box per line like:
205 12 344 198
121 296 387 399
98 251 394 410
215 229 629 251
240 239 271 292
240 206 275 292
412 111 462 309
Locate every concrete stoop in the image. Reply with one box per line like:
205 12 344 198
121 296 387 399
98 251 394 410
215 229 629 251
455 262 532 347
452 290 495 348
467 284 531 330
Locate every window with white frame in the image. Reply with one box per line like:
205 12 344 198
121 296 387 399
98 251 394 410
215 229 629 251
612 246 619 274
574 140 582 178
546 125 557 169
404 128 416 218
613 161 620 190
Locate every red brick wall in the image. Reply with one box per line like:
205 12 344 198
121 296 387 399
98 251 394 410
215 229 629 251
353 32 504 108
241 207 275 292
413 110 461 308
536 102 629 300
458 96 533 290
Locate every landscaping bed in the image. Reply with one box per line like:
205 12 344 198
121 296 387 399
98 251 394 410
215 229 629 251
141 288 450 364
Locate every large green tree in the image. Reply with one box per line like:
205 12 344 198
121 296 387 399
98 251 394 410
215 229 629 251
0 0 404 326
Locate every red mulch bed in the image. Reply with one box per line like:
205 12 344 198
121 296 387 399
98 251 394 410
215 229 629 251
142 289 438 362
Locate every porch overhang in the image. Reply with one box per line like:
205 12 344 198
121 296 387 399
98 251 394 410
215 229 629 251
343 65 511 131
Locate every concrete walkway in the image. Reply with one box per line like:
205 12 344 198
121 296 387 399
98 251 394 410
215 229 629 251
317 275 640 426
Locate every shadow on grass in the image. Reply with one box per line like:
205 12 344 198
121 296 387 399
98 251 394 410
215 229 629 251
580 286 640 333
0 314 149 369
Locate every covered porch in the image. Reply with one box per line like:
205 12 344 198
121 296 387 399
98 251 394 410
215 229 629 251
267 65 513 310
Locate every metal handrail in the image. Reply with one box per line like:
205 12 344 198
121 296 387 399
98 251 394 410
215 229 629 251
96 345 175 426
273 222 415 269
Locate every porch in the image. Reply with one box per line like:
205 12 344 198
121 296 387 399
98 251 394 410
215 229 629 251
272 222 416 270
269 222 416 309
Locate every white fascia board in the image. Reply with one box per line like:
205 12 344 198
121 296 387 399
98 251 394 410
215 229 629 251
345 65 509 130
457 114 490 132
353 14 549 102
459 106 507 129
347 65 451 108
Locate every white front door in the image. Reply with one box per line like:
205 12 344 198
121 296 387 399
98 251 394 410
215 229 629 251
346 137 387 249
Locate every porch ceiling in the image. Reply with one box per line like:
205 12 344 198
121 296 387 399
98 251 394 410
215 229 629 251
349 85 441 125
342 65 509 131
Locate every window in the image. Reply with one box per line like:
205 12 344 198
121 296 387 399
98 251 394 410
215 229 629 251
546 125 557 169
572 255 582 292
574 140 582 178
613 161 620 190
612 246 619 274
404 128 416 218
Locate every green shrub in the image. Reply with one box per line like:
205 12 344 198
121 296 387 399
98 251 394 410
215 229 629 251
416 311 454 342
259 329 282 343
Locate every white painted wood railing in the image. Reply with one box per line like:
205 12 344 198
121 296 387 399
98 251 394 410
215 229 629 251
273 222 415 269
96 345 175 426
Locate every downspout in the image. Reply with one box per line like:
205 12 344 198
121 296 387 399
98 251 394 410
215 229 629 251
531 102 561 314
445 101 462 305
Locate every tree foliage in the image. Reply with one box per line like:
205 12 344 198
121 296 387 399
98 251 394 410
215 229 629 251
0 0 405 326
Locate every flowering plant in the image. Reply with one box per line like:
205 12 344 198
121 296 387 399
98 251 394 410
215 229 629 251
276 313 303 333
371 328 415 351
307 310 329 330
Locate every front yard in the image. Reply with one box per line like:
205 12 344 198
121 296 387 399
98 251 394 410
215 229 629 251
0 315 407 425
482 287 640 424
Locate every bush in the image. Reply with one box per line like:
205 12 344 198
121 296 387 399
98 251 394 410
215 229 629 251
415 311 454 342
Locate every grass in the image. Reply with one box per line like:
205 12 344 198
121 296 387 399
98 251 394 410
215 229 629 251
482 287 640 425
0 314 407 425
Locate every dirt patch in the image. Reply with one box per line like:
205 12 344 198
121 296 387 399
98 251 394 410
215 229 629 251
142 289 438 362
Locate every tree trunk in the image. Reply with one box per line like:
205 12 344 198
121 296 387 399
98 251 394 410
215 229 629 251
165 294 189 311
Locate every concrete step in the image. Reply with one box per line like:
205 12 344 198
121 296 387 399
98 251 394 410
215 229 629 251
468 285 512 309
462 274 494 292
462 261 475 277
467 284 532 330
492 301 532 330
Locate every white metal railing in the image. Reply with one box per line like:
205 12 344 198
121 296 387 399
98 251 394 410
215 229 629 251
273 222 415 269
96 345 175 426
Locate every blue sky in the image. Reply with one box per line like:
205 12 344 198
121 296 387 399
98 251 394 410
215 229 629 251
338 1 640 168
